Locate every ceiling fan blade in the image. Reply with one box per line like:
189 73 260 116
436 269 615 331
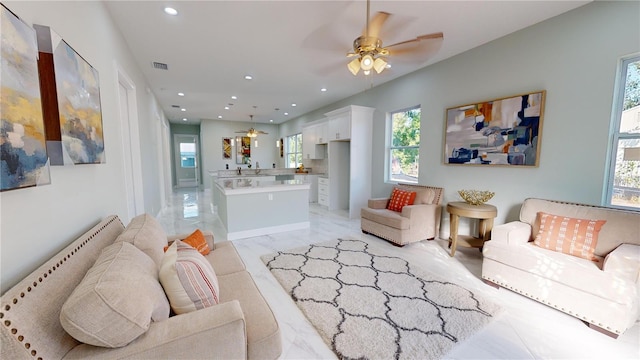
364 11 390 38
385 32 443 49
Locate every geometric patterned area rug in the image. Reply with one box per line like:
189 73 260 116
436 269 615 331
261 238 502 360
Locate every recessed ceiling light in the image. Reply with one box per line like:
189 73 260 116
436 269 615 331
178 92 184 96
244 75 253 80
284 112 289 116
231 95 237 100
291 103 297 107
269 119 273 123
321 88 327 92
181 108 186 112
164 7 178 16
182 118 187 121
218 115 222 119
224 106 230 110
386 64 391 69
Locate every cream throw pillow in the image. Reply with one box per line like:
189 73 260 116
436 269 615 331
115 213 167 268
160 240 220 314
60 242 170 348
414 188 436 205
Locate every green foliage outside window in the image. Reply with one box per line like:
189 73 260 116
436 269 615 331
390 108 420 182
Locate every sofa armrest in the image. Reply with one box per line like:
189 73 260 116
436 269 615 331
63 301 246 359
490 222 532 245
603 244 640 283
167 230 215 247
368 198 389 209
401 204 440 238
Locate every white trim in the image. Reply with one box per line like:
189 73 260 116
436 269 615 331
226 222 310 240
114 62 145 222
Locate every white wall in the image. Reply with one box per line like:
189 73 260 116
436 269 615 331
0 1 166 293
200 119 279 188
281 1 640 237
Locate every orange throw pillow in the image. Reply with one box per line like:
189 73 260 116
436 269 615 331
387 188 417 212
183 229 211 255
533 212 606 261
164 229 211 255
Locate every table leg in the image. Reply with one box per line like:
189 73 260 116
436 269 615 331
449 213 459 257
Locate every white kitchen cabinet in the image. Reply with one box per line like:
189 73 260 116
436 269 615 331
324 105 375 218
328 114 350 141
316 121 329 144
302 121 328 159
318 177 329 207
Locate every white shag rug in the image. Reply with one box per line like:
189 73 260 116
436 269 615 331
261 238 502 360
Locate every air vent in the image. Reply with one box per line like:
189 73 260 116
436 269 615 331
152 61 168 70
171 105 180 108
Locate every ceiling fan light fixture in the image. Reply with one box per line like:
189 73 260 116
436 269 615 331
373 57 387 74
363 70 371 76
347 58 361 75
361 54 374 71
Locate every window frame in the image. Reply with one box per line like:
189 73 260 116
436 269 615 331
285 133 303 169
604 54 640 210
386 105 421 184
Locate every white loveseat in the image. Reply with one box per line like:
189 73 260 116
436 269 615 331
482 198 640 338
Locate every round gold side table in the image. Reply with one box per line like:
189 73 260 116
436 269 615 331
446 201 497 257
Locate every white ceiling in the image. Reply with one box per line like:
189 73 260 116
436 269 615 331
104 1 590 125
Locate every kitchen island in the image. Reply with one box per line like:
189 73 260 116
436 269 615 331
213 178 310 240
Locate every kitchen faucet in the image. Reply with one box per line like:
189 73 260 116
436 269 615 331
255 162 260 175
237 166 242 175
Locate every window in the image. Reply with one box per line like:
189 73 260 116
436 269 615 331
388 107 420 183
179 142 196 168
605 55 640 210
286 133 303 168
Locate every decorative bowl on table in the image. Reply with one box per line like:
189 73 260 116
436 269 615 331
458 190 495 205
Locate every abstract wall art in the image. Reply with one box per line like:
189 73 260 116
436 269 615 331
35 24 104 165
222 137 232 159
236 136 250 164
444 91 546 166
0 4 51 191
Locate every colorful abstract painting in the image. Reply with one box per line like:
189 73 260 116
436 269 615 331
236 136 250 164
0 5 50 191
52 39 104 164
222 137 232 159
444 91 545 166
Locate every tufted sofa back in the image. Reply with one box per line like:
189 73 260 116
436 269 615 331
0 216 125 360
519 198 640 257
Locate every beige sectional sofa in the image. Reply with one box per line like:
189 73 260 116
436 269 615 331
361 184 443 246
482 198 640 338
0 214 281 359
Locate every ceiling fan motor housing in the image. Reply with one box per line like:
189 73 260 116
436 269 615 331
354 36 383 54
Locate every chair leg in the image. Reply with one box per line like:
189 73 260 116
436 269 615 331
587 322 619 338
482 279 500 289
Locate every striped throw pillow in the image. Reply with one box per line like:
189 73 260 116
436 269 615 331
159 240 220 314
533 212 606 261
387 188 417 212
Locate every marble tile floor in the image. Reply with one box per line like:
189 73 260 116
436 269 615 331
157 188 640 359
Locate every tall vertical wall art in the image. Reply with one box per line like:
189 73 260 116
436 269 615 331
35 25 104 165
0 4 51 191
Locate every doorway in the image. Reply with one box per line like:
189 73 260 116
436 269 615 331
174 134 199 188
116 65 145 222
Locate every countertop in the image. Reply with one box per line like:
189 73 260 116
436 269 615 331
214 178 310 195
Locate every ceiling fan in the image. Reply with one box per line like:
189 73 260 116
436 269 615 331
346 0 444 76
235 115 268 138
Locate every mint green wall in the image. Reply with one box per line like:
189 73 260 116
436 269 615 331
281 1 640 237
